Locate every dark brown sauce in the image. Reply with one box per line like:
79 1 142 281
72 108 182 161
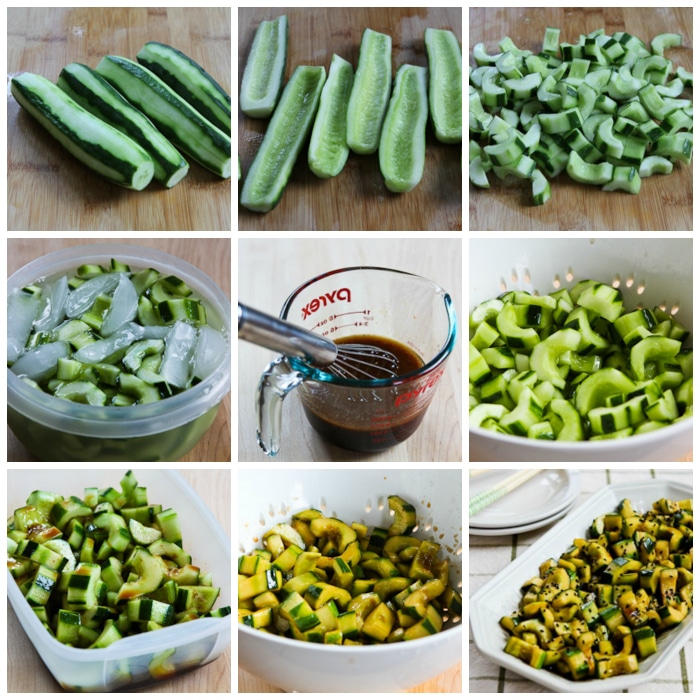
304 335 427 452
334 334 424 378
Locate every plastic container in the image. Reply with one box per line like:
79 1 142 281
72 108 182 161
7 469 231 692
469 237 693 462
238 468 462 692
7 244 231 461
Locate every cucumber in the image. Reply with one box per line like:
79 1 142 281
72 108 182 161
378 64 428 192
96 55 231 179
57 63 189 188
346 28 392 154
240 15 288 118
308 54 354 178
425 28 462 143
136 41 231 135
240 65 326 212
11 72 155 190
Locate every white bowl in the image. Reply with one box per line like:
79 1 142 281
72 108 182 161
470 479 693 692
7 469 231 692
238 468 463 692
469 237 693 461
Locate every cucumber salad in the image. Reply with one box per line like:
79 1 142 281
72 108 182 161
7 470 230 653
8 258 228 407
502 496 693 680
238 495 462 645
469 279 693 440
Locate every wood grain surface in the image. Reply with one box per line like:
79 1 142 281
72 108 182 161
238 7 462 231
7 469 231 692
7 237 231 462
237 237 462 462
468 7 693 231
8 7 231 231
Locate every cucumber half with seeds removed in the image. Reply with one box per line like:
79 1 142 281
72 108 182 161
240 15 288 118
378 64 428 193
240 65 326 212
346 28 392 154
96 55 231 179
308 53 354 178
57 63 189 188
136 41 232 135
11 72 155 190
425 28 462 144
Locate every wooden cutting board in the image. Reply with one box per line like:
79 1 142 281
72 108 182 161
469 7 693 231
8 7 231 231
238 7 462 231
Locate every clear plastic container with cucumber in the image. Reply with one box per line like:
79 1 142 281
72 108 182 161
7 244 231 462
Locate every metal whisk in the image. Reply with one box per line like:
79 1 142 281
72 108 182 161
238 303 399 380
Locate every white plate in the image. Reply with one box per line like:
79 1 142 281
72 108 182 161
469 499 577 536
469 479 693 693
469 469 580 528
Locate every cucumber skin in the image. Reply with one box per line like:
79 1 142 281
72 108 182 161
308 54 354 178
57 63 189 188
425 28 462 144
346 28 393 154
240 15 289 119
11 72 154 190
240 66 326 213
96 56 231 179
136 41 231 135
378 64 428 193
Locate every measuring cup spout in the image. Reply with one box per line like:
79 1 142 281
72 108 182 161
256 356 305 456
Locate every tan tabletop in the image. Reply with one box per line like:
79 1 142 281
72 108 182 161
7 469 231 692
469 7 693 231
8 7 231 231
238 7 462 231
7 237 231 462
237 237 462 462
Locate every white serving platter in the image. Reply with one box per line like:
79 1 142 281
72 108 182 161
469 479 693 692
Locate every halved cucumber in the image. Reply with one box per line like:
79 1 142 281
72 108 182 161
11 72 155 190
308 54 354 178
240 65 326 212
378 64 428 192
136 41 231 134
425 28 462 143
240 15 288 118
96 55 231 179
57 63 189 188
346 28 392 154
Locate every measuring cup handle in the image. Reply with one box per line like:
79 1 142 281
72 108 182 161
256 356 305 456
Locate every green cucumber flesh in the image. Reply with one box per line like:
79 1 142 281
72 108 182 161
308 53 354 178
346 28 392 154
240 65 326 212
136 41 231 134
57 63 189 188
378 64 428 193
96 56 231 179
11 72 154 190
425 28 462 143
240 15 288 118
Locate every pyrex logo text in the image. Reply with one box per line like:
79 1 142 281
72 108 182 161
394 368 444 406
301 288 351 319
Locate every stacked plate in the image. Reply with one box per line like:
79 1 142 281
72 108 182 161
469 469 581 536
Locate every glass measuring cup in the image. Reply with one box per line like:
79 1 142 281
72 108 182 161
256 266 457 456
